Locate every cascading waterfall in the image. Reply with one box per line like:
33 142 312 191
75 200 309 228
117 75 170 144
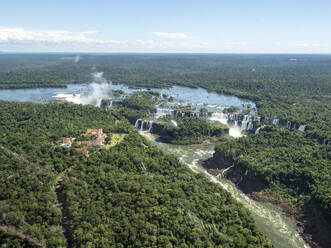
298 125 306 132
241 121 248 131
134 119 140 129
209 112 228 125
140 120 145 131
255 127 262 134
148 121 153 132
134 119 154 132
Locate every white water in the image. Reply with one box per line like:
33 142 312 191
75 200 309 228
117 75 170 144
255 127 262 134
139 131 309 248
208 112 243 138
53 72 112 107
298 125 306 132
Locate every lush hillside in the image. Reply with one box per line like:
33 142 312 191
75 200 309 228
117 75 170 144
0 101 272 247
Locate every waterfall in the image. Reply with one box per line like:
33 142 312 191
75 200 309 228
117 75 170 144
241 120 248 131
148 121 153 132
237 169 248 186
140 120 144 131
298 125 306 132
134 119 153 132
247 122 254 131
134 119 140 129
222 164 234 176
209 112 228 125
255 127 261 134
110 101 113 107
240 115 253 131
286 121 291 129
272 118 279 125
236 176 243 186
170 120 178 127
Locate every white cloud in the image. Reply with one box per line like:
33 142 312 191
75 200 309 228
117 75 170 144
288 43 329 48
0 26 122 44
154 32 188 39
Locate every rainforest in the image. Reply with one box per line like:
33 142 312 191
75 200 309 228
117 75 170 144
0 54 330 248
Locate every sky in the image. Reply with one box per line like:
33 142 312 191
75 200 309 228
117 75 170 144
1 0 331 53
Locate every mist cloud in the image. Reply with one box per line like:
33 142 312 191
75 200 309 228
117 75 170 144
55 71 112 107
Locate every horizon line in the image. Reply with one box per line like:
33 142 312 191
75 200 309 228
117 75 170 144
1 51 331 56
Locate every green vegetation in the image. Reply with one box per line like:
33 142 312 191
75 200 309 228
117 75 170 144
204 126 331 247
111 91 159 123
1 53 331 247
0 100 271 247
0 231 39 248
223 106 239 114
61 132 271 247
106 133 126 149
153 116 229 145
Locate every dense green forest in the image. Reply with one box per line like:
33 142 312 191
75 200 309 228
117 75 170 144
152 116 229 145
61 132 271 247
110 91 159 123
0 100 272 247
0 231 39 248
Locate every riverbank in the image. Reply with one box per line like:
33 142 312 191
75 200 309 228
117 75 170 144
201 157 330 248
245 187 331 248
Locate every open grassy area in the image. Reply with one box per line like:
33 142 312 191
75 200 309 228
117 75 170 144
106 133 127 149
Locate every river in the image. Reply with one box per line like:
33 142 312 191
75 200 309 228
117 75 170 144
139 131 309 248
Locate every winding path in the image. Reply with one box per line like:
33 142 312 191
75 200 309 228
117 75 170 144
0 225 46 248
54 166 75 247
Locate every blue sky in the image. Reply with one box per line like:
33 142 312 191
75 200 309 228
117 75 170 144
1 0 331 53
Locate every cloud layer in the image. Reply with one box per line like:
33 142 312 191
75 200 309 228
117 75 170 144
0 26 121 44
154 32 188 39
